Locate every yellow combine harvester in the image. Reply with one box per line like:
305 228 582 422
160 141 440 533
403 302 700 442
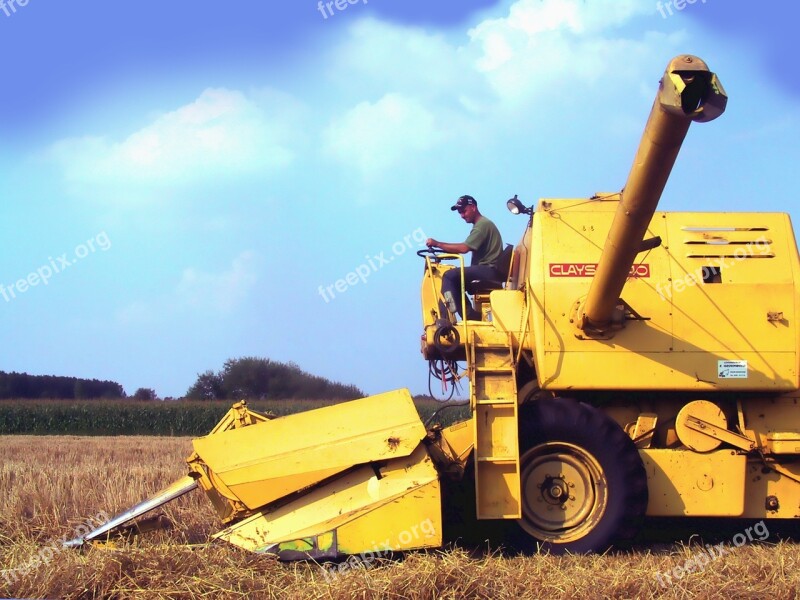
67 55 800 557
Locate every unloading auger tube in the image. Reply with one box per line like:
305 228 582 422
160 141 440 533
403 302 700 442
579 55 727 331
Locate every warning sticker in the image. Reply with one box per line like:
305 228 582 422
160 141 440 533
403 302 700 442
718 360 748 379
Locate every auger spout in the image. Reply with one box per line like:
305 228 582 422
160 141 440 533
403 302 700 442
579 54 727 331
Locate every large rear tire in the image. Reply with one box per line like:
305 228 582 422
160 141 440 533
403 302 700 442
517 398 648 554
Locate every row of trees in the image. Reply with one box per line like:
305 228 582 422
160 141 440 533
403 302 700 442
0 371 125 400
1 357 362 402
185 357 363 401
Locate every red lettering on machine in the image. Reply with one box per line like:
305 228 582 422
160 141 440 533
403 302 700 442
549 263 650 278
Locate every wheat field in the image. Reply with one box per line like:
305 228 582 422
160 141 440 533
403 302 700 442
1 435 798 599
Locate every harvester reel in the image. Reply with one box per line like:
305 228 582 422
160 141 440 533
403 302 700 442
517 398 648 553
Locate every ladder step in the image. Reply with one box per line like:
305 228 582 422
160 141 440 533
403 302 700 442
471 332 511 346
475 366 513 373
470 326 520 519
475 383 516 399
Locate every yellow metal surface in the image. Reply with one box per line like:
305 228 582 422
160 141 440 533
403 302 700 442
767 432 800 454
488 289 526 346
743 459 800 518
529 206 800 391
629 413 658 449
742 396 800 454
420 258 453 328
675 400 727 452
191 389 426 511
642 449 746 516
667 214 798 358
213 443 441 555
206 400 274 434
436 419 474 468
469 326 521 519
334 480 441 554
420 253 468 326
683 415 756 452
190 468 242 523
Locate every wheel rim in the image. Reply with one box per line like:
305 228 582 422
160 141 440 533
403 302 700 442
518 442 608 544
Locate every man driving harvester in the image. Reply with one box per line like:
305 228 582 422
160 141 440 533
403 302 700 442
426 194 504 321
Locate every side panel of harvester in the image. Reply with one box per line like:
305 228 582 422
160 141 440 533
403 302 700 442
527 202 800 391
665 213 800 370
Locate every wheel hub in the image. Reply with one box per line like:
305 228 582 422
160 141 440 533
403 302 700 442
542 476 569 504
519 442 608 543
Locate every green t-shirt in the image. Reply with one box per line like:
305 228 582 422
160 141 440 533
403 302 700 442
465 216 503 267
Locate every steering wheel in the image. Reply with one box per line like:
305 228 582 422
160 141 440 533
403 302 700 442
417 247 441 259
417 247 460 261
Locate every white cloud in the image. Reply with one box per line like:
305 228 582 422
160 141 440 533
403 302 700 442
47 1 683 193
117 251 259 323
321 0 683 180
175 251 259 314
323 93 442 175
499 0 647 36
329 19 465 101
467 0 672 104
116 300 152 326
50 89 296 195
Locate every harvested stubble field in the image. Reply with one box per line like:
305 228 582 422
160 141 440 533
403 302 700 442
1 436 798 599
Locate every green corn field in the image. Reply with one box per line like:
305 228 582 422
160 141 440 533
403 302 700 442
0 398 469 436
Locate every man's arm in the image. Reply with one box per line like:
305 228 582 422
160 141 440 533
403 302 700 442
426 238 471 254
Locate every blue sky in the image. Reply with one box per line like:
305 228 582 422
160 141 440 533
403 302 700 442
1 0 798 398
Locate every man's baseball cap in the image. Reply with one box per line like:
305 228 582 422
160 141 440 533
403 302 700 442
451 195 477 211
